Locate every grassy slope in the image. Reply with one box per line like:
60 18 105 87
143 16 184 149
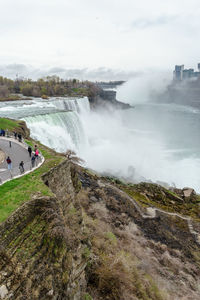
107 179 200 222
0 139 65 223
0 117 21 131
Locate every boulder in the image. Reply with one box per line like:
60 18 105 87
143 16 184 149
182 187 196 199
0 285 8 299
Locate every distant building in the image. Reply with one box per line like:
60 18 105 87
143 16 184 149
173 65 184 81
173 63 200 81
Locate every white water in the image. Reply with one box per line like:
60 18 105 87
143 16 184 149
78 104 200 191
22 111 87 152
0 93 199 192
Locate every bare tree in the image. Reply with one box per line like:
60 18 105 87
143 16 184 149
65 150 84 165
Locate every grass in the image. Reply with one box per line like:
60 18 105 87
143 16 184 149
0 117 21 131
0 138 65 223
118 182 200 222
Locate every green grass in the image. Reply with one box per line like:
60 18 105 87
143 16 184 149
0 139 65 223
118 183 200 222
0 117 20 131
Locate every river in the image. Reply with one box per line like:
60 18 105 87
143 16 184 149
0 94 199 192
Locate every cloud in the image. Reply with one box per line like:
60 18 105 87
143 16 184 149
0 0 200 72
131 15 178 29
0 64 140 81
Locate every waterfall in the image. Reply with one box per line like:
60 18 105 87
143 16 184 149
51 97 90 114
22 111 87 153
0 96 90 119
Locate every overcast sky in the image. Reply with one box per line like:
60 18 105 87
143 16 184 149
1 0 200 80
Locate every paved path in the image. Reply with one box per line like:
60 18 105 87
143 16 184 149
0 138 30 171
0 137 44 184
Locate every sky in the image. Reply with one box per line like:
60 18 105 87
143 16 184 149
1 0 200 80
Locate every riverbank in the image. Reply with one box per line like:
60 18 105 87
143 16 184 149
0 95 33 102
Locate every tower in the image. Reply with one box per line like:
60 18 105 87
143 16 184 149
173 65 184 81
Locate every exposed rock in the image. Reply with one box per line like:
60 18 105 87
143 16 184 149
89 90 132 110
183 187 196 199
46 289 53 296
0 285 8 299
89 196 99 203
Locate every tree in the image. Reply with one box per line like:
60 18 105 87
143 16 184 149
65 150 84 165
20 83 33 96
0 85 9 98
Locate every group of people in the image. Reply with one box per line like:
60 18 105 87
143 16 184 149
0 129 6 136
13 132 22 142
0 130 22 142
28 145 39 168
6 144 40 175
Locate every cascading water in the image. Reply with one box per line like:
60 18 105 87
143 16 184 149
50 97 90 114
23 111 87 152
21 98 90 153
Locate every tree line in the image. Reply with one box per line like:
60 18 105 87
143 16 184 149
0 75 101 99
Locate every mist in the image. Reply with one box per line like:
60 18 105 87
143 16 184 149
117 72 171 105
77 75 200 192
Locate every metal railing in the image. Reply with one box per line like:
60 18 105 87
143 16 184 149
0 133 44 185
0 156 43 184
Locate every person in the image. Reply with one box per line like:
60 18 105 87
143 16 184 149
31 155 36 168
28 146 32 157
9 141 11 148
18 133 22 142
34 145 37 152
6 156 12 170
19 161 24 174
14 132 17 139
35 148 39 158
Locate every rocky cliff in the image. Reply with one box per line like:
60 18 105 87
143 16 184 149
89 90 131 110
0 159 200 299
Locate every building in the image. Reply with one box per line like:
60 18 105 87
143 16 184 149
173 63 200 81
173 65 184 81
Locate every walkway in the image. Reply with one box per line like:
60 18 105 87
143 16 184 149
0 137 44 184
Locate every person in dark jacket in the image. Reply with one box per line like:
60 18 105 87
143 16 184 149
19 161 24 174
31 155 36 168
18 133 22 142
28 146 32 157
6 156 12 170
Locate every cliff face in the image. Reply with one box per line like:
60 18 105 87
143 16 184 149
0 160 87 299
0 160 200 299
89 90 131 110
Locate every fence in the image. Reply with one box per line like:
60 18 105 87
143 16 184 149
0 133 44 185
